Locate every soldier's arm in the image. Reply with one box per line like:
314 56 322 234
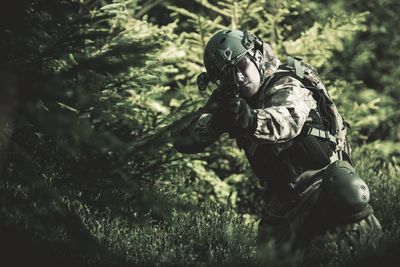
171 92 223 154
251 76 317 143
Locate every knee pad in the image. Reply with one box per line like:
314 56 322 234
321 160 371 221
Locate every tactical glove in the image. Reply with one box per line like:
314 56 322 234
210 98 256 136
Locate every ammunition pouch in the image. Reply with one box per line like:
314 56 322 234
272 131 335 184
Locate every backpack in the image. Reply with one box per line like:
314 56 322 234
237 56 353 184
261 56 351 156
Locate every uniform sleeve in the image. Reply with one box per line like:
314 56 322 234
171 92 222 154
171 112 221 154
252 76 317 143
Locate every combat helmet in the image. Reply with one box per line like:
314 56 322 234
198 29 280 90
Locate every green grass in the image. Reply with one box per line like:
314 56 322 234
77 202 257 266
1 145 400 267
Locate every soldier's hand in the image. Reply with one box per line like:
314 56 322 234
229 98 257 135
209 102 235 134
210 98 256 136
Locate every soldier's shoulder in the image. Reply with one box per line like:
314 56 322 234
264 74 306 96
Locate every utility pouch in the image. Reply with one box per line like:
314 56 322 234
299 135 332 167
280 135 333 180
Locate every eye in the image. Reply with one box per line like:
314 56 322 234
236 57 249 71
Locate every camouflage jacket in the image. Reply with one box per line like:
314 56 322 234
172 69 350 186
173 75 316 150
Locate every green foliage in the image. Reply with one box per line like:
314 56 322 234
0 0 184 215
283 11 368 68
352 145 400 227
0 0 186 263
313 0 400 143
328 79 395 143
1 0 400 266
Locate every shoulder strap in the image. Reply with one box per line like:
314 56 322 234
285 57 346 144
287 56 305 79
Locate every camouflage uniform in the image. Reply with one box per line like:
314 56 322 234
172 30 381 265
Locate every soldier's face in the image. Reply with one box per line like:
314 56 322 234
235 56 261 99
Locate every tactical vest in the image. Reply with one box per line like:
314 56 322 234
237 57 352 188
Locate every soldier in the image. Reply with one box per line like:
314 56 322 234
171 29 381 265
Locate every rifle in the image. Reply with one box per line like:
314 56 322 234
196 67 242 138
197 65 240 99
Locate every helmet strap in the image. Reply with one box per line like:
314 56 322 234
246 48 264 80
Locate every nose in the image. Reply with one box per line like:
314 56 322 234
236 70 245 84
